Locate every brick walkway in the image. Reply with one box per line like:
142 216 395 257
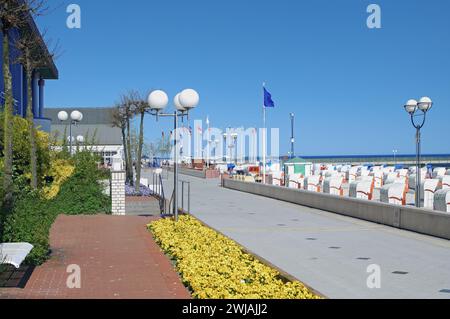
0 215 190 299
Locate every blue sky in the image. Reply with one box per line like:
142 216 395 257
39 0 450 156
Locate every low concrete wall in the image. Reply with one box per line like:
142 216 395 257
223 179 450 240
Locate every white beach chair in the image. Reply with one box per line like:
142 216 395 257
433 167 447 179
434 189 450 213
329 176 344 196
384 172 399 185
380 183 408 205
323 176 344 196
348 166 360 183
0 243 34 269
356 179 375 200
442 176 450 190
272 171 284 187
305 175 321 192
396 169 409 178
288 174 304 189
372 171 383 188
408 171 427 190
423 179 441 209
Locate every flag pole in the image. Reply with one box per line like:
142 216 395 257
262 82 266 184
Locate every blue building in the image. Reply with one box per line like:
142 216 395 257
0 4 58 132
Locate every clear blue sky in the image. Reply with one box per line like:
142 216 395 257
39 0 450 156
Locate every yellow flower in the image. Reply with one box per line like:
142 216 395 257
42 159 75 199
148 216 322 299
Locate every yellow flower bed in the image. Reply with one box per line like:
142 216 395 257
149 215 321 299
42 159 75 199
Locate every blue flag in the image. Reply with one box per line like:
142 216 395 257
264 87 275 108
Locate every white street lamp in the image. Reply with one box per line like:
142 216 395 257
403 96 433 208
59 110 83 155
147 89 199 221
58 111 69 122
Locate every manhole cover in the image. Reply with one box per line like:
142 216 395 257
329 247 341 250
357 257 371 261
306 238 317 241
439 289 450 294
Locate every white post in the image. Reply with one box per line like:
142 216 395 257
262 83 267 184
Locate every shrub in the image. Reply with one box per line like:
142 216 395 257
1 150 111 265
1 191 54 265
42 159 75 200
0 114 51 187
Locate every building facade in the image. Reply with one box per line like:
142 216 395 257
45 107 124 167
0 2 58 132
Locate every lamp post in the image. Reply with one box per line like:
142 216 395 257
392 149 398 165
147 89 199 221
58 110 83 156
404 97 433 208
290 113 295 159
231 132 238 164
223 132 228 162
212 139 220 163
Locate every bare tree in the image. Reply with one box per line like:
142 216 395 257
132 91 148 193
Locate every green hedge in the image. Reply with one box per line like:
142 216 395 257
1 152 111 265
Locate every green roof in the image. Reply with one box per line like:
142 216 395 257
285 157 311 164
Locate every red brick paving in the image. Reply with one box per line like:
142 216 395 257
0 215 191 299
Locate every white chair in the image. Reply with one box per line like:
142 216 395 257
372 171 383 188
396 169 409 178
442 176 450 190
380 183 408 205
0 243 34 269
356 179 375 200
433 167 447 179
423 179 441 209
384 172 399 185
434 189 450 213
272 171 284 187
359 167 370 177
323 176 344 196
305 175 321 192
348 166 360 183
288 174 304 189
408 171 427 190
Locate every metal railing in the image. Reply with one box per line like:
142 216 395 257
151 169 191 216
151 171 167 216
179 180 191 214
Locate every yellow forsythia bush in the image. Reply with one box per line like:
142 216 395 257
149 216 321 299
42 159 75 199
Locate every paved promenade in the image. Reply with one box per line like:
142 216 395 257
149 169 450 299
0 214 190 299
